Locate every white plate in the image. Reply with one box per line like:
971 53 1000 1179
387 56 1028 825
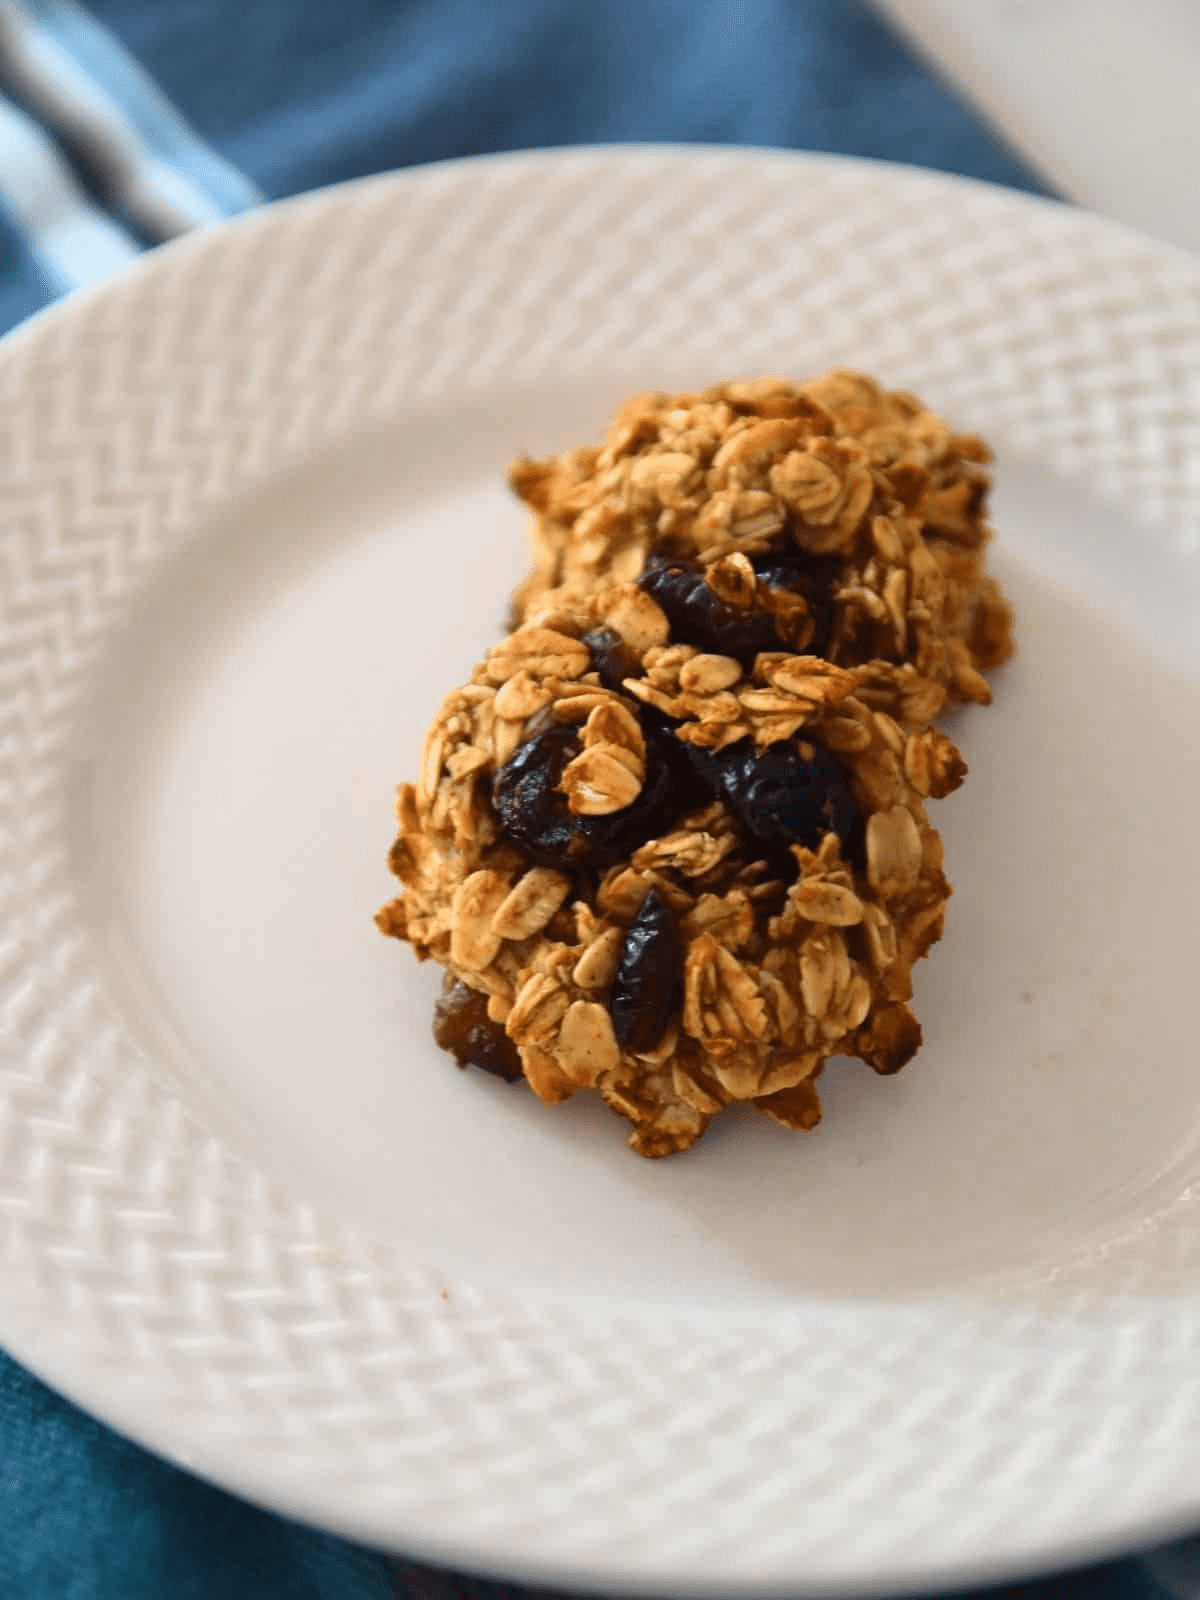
2 147 1200 1598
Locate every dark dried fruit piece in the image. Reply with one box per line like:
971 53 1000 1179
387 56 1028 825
491 723 579 864
639 548 839 664
433 976 523 1082
582 626 645 693
642 712 714 814
749 546 841 658
607 887 681 1053
492 720 685 869
640 554 780 666
686 736 858 858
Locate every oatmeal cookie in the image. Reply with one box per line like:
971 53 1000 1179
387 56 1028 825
509 370 1013 721
377 578 964 1158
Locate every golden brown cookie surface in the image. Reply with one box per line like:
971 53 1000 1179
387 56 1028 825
380 604 961 1157
378 372 1011 1157
509 370 1013 719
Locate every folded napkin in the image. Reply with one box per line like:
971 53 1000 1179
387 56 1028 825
0 3 1189 1598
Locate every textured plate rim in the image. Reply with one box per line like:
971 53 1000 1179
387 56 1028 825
6 1296 1200 1600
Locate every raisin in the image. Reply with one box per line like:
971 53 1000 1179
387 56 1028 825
492 720 686 869
573 725 689 861
607 887 681 1053
640 554 779 667
491 723 579 865
433 976 523 1082
582 626 644 693
640 548 839 665
686 737 858 858
642 712 713 815
750 547 840 658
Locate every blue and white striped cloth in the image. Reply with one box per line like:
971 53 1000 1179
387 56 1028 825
0 0 259 284
0 4 1196 1598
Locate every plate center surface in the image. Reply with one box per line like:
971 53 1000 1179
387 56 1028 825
74 384 1200 1309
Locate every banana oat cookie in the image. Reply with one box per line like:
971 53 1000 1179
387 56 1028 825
377 579 967 1158
509 369 1013 722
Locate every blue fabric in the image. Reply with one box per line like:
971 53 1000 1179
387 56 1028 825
82 0 1044 200
23 0 264 216
0 1352 396 1599
0 198 51 326
0 4 1176 1598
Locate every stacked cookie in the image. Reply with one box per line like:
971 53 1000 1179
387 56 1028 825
378 372 1013 1157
